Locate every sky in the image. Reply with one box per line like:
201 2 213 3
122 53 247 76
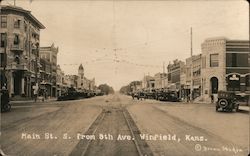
2 0 249 90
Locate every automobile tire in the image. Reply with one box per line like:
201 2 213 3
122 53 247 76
218 99 228 109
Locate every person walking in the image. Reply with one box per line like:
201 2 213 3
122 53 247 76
33 85 38 102
211 94 214 103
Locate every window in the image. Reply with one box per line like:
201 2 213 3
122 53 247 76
0 53 5 67
1 16 7 28
210 54 219 67
226 53 249 67
24 22 27 32
0 33 7 48
14 19 21 28
14 34 19 45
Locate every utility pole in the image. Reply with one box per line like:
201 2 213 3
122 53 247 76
163 61 165 88
190 27 193 102
35 43 39 86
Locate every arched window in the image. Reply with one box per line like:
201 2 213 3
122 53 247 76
227 74 240 91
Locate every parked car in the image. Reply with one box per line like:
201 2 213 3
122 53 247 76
57 87 78 101
216 91 239 112
145 90 156 99
156 90 180 102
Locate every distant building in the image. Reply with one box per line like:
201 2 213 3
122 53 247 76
129 81 142 92
142 75 155 91
39 58 52 96
154 72 167 89
201 37 250 102
56 65 64 96
0 5 45 97
183 54 202 99
77 64 95 91
65 75 78 88
167 59 185 92
40 43 58 97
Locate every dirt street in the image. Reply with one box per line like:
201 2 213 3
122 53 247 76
1 94 249 156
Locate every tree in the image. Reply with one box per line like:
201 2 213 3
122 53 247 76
98 84 114 95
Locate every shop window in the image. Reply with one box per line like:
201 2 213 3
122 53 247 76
226 53 249 67
210 54 219 67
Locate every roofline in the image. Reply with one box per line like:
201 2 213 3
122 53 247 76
1 5 45 29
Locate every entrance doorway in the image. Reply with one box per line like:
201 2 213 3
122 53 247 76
210 77 218 94
14 71 22 95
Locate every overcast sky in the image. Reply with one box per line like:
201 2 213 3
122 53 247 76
2 0 249 90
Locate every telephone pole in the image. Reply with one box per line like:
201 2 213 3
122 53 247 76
163 62 165 88
190 27 193 102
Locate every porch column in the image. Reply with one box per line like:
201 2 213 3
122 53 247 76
10 72 14 96
21 77 25 95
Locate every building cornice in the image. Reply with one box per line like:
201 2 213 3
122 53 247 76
0 5 45 29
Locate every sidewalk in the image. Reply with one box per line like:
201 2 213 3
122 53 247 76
239 105 249 112
10 98 57 105
192 101 249 112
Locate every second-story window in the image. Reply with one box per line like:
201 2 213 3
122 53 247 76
210 53 219 67
14 19 21 28
1 16 7 28
0 33 7 48
24 22 27 32
14 34 19 45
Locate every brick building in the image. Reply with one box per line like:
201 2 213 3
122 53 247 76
0 5 45 97
201 37 250 102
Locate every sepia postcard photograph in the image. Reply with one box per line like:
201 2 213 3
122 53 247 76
0 0 249 155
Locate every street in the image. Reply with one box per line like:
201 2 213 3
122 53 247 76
1 94 249 156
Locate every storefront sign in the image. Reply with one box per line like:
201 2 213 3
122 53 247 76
229 74 239 81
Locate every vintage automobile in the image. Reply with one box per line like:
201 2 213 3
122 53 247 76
131 91 146 100
1 89 11 112
216 91 239 112
57 87 79 101
145 90 156 99
156 90 180 102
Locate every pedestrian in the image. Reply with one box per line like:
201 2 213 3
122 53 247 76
33 87 38 102
44 89 48 100
211 94 214 103
131 92 135 100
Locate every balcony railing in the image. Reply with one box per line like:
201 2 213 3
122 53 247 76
7 63 28 70
10 44 24 52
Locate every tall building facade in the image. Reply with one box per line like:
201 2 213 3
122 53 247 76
167 59 185 92
184 54 202 99
56 65 64 97
40 43 58 97
201 37 250 101
154 72 167 89
0 5 45 97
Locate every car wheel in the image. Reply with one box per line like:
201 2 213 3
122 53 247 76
218 99 228 109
